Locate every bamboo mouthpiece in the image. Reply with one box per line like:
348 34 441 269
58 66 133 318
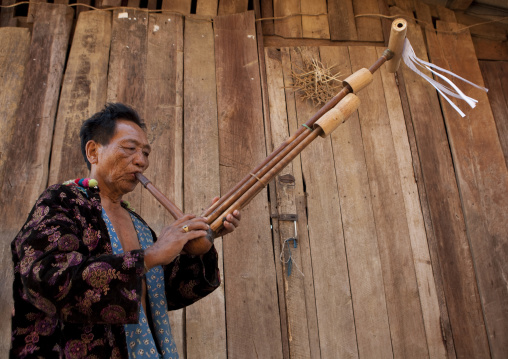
135 173 184 219
314 94 360 137
386 18 408 73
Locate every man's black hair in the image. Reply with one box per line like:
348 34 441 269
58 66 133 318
80 103 146 170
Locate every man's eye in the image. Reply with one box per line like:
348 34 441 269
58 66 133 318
143 152 150 157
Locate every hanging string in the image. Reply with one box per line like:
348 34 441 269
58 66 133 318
2 1 506 34
280 237 304 277
354 13 508 35
401 38 488 117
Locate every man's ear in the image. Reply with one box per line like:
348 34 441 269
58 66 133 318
85 140 100 166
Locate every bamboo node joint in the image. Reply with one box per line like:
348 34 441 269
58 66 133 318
250 173 267 187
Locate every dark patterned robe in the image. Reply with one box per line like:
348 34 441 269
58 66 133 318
10 182 220 358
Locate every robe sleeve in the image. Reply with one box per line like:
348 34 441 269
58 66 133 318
163 246 221 310
12 185 145 325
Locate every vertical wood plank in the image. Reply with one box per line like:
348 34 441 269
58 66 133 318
96 0 122 8
280 47 321 359
353 0 383 42
107 9 148 211
218 0 248 15
349 45 429 358
471 37 508 61
0 0 17 27
214 11 283 358
292 46 358 359
75 0 92 19
320 45 393 359
141 13 183 234
433 21 508 358
147 0 157 10
479 60 508 168
196 0 218 16
141 13 186 355
0 28 31 189
273 0 302 38
183 18 227 359
260 0 274 35
301 0 329 39
161 0 191 14
128 0 141 8
400 6 457 358
397 7 491 357
27 0 46 23
0 4 73 355
49 11 112 185
0 26 31 357
265 47 312 359
377 46 447 359
328 0 357 41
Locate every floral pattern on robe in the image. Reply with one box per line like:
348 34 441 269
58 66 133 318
10 182 220 359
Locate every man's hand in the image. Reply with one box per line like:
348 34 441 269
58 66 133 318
144 214 210 269
210 197 241 238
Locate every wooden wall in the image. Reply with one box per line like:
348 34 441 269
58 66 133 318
0 0 507 358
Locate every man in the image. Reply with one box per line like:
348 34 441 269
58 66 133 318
10 103 240 358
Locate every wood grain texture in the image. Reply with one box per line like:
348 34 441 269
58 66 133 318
273 0 302 39
353 0 383 42
0 0 16 26
291 46 357 359
377 45 447 359
107 9 148 211
479 60 508 168
161 0 191 14
214 11 283 358
349 45 429 358
49 11 112 185
183 18 227 359
447 0 473 11
455 12 508 42
96 0 121 8
141 13 186 354
301 0 329 39
218 0 248 15
433 4 456 22
472 37 508 61
140 13 183 234
265 46 312 359
0 28 30 190
260 0 274 35
27 0 46 23
434 21 508 359
328 0 357 41
263 36 383 47
0 26 31 357
281 46 321 359
397 8 491 357
196 0 218 16
320 45 393 359
0 4 73 356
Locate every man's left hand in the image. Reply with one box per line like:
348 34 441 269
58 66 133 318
210 197 241 238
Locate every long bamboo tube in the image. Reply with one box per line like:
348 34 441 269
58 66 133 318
205 52 393 224
136 19 407 254
203 85 352 218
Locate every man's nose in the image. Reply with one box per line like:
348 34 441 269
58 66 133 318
133 150 148 168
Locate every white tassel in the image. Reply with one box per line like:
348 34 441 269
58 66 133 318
401 38 488 117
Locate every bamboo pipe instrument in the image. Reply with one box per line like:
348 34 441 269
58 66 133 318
137 19 408 255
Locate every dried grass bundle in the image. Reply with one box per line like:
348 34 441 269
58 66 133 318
290 52 343 106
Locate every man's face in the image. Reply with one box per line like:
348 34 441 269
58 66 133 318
93 120 151 196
